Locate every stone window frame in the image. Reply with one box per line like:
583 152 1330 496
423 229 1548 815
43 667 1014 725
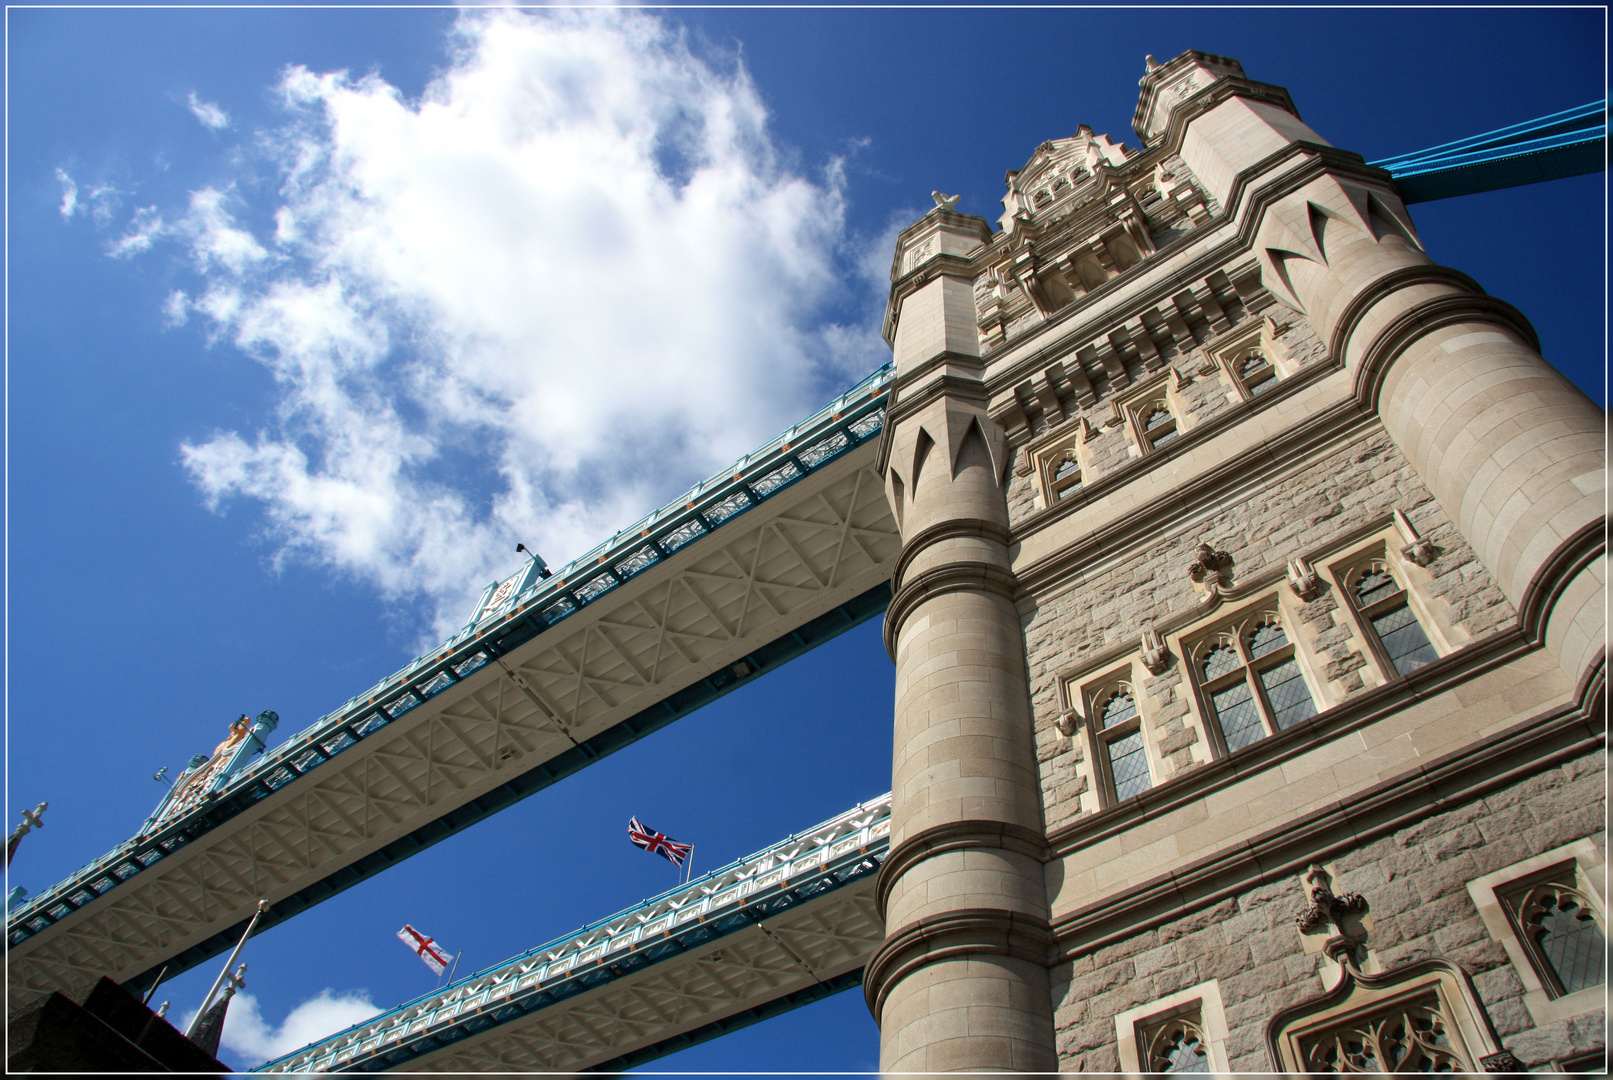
1466 839 1607 1027
1200 315 1293 405
1057 658 1172 813
1031 431 1092 510
1115 979 1231 1073
1082 675 1154 808
1266 958 1508 1073
1325 538 1453 686
1113 371 1190 459
1176 597 1323 760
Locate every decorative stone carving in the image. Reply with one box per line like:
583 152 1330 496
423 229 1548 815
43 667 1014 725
1054 710 1080 737
1140 625 1170 674
1296 864 1369 962
1287 555 1322 601
930 191 961 211
1480 1050 1525 1072
1394 508 1437 567
1187 543 1233 595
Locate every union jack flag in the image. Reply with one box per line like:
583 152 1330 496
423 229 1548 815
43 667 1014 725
628 817 693 867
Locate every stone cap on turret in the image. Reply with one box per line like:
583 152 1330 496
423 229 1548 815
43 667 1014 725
882 204 993 347
1133 49 1300 150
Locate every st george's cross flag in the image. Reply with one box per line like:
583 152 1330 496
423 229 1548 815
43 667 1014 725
398 924 452 976
628 817 693 867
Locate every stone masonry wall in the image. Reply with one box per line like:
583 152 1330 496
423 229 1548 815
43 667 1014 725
1049 747 1607 1071
1024 422 1517 833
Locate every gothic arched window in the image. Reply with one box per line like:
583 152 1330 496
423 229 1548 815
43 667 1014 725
1346 560 1439 676
1512 880 1607 996
1192 611 1317 755
1090 684 1151 804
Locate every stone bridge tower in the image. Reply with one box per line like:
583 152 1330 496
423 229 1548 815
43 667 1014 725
871 51 1604 1072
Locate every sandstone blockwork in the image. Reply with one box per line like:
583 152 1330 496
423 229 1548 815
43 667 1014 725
1050 751 1606 1071
872 47 1603 1074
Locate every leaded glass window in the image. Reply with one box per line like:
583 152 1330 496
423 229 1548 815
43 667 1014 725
1142 1009 1211 1073
1193 611 1318 757
1048 451 1083 502
1089 685 1151 805
1348 560 1439 677
1139 401 1179 449
1507 876 1607 998
1237 349 1276 396
1295 992 1468 1073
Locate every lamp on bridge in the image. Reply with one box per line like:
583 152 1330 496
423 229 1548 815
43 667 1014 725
516 543 553 579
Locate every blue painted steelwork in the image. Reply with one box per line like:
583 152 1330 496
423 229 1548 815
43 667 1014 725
1371 100 1605 203
6 361 894 962
254 794 893 1074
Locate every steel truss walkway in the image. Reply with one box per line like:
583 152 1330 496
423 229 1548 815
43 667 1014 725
254 796 891 1074
7 366 901 1002
7 100 1606 1018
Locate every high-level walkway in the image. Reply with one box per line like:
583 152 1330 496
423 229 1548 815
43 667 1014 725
8 100 1605 1019
8 367 900 1002
255 796 890 1074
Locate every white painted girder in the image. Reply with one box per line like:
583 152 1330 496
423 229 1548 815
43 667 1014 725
8 448 898 1002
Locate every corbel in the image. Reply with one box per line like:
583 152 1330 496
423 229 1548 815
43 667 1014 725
1170 366 1192 392
1393 508 1437 567
1140 625 1170 675
1121 317 1163 373
1187 542 1234 598
1059 357 1097 407
1287 555 1322 601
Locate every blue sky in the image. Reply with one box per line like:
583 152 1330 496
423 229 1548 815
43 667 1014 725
7 7 1605 1072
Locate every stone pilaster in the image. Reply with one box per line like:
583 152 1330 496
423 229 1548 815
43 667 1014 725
866 207 1058 1072
1146 51 1606 695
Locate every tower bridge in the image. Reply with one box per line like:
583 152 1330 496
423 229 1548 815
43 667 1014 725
9 55 1607 1075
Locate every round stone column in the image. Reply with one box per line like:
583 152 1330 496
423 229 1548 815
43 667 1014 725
865 208 1057 1072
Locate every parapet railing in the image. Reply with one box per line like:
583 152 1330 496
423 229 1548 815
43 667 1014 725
7 363 895 947
255 793 893 1074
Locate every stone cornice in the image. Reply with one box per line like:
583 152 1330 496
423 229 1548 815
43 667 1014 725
862 907 1055 1023
1011 385 1368 602
873 819 1047 920
1044 634 1604 964
891 518 1013 594
1327 263 1488 370
1517 518 1608 650
883 561 1019 660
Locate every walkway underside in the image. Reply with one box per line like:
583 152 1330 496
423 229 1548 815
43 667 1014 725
8 387 899 1004
256 797 891 1074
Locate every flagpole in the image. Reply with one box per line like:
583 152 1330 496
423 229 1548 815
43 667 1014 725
683 844 695 886
444 951 461 988
186 899 266 1038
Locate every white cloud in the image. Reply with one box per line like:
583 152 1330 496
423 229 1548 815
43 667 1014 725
56 168 79 219
109 206 165 258
187 91 233 131
180 988 380 1068
123 10 879 642
163 290 190 327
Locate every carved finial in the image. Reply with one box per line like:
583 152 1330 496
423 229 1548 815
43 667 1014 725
1394 508 1436 567
1145 54 1160 71
1140 625 1169 675
1295 863 1369 963
1287 555 1322 601
1054 710 1079 738
930 191 961 211
1188 543 1233 596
